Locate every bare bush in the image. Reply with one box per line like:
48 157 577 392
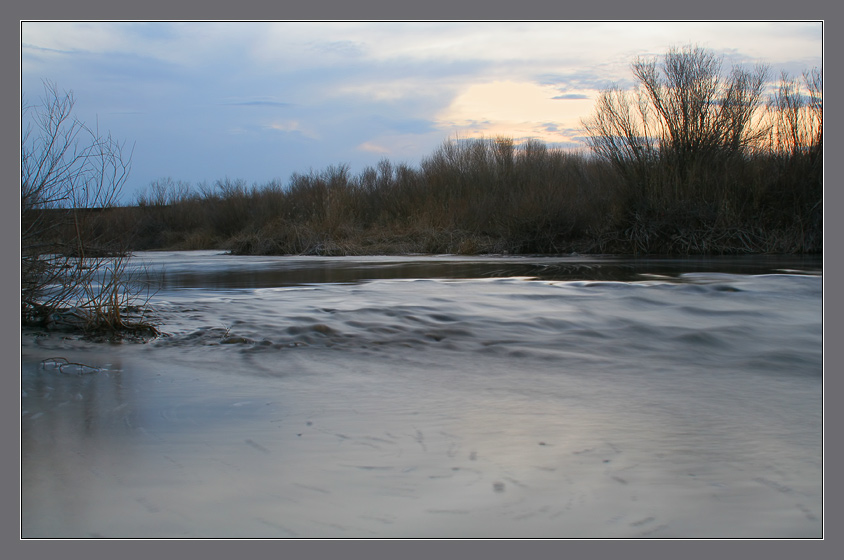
21 81 157 337
583 45 768 203
582 45 820 254
766 68 823 158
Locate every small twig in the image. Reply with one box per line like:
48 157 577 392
40 356 100 374
40 357 69 369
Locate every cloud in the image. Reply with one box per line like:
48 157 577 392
538 72 633 92
357 141 390 154
265 120 319 140
365 116 436 136
21 42 77 55
223 98 292 108
435 80 595 144
552 93 590 100
306 39 366 58
266 120 302 132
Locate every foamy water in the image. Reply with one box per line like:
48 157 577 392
21 252 823 538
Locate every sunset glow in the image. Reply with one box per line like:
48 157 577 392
436 80 595 144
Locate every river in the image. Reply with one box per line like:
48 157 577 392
20 251 823 538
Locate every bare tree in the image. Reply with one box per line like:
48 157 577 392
762 67 823 251
581 85 657 188
583 45 768 200
767 67 823 159
805 67 823 159
21 81 155 335
633 46 767 161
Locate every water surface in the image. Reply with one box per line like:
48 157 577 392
21 252 823 538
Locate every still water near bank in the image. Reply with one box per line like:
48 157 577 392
21 252 823 538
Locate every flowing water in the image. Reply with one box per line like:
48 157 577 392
20 251 823 538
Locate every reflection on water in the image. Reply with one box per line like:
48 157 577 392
129 251 821 291
21 252 823 538
22 359 130 436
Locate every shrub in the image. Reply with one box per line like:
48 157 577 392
21 81 157 337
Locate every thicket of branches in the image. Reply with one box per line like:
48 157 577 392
21 81 157 336
581 45 822 253
116 139 620 256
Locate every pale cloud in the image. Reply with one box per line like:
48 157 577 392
265 120 319 139
337 80 425 102
223 97 291 108
436 80 595 144
22 22 127 55
248 22 605 83
357 141 390 154
305 39 367 58
23 21 822 80
266 121 299 132
553 93 590 100
335 76 462 102
21 22 257 71
354 132 447 163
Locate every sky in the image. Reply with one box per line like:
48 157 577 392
20 21 823 203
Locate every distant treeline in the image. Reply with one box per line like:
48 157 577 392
32 46 823 257
110 136 819 255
